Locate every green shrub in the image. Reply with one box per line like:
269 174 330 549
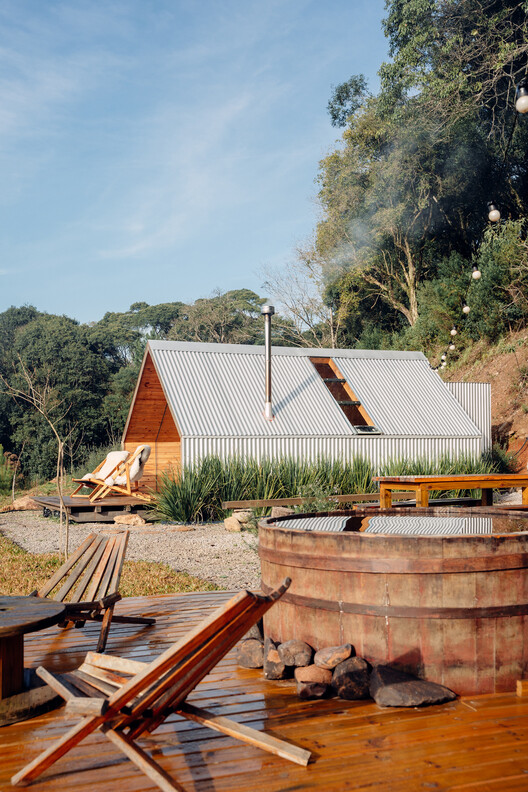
0 445 13 495
152 453 495 523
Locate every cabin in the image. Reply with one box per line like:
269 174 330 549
122 340 491 489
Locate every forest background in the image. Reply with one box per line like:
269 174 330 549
2 0 528 482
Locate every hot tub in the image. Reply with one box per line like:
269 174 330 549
259 507 528 694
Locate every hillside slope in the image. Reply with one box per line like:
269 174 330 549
442 330 528 469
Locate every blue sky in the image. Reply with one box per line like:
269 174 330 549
0 0 388 323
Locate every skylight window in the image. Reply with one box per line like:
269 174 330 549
310 358 381 433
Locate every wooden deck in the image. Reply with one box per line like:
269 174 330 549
2 591 528 791
32 495 150 523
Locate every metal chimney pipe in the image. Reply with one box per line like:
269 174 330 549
261 304 275 420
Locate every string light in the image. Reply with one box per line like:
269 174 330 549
462 304 470 314
472 266 481 280
449 343 455 351
516 79 528 114
450 327 457 336
487 202 501 222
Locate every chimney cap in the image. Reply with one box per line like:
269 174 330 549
261 304 275 316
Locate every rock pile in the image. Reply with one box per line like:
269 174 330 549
237 625 456 707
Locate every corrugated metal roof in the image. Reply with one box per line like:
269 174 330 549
148 341 481 440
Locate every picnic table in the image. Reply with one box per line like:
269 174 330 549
0 596 66 725
373 474 528 509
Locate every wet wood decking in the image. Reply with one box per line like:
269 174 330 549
1 590 528 791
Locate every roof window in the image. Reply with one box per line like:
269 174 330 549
310 357 381 433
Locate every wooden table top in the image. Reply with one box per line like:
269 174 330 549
373 474 528 484
0 596 66 639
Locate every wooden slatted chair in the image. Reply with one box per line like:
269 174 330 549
86 445 153 503
30 531 156 653
12 579 310 791
70 450 130 498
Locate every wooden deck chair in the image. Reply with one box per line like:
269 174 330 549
87 444 152 503
29 531 156 653
12 579 310 791
71 450 130 498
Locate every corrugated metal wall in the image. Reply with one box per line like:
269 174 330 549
445 382 491 452
181 435 482 469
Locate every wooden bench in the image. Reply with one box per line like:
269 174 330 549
30 531 155 652
373 474 528 509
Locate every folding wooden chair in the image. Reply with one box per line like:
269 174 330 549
12 579 310 790
30 531 156 652
71 450 130 498
85 445 152 503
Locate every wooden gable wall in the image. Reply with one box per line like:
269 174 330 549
123 352 181 489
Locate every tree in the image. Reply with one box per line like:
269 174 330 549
168 289 267 345
315 0 528 331
0 358 71 557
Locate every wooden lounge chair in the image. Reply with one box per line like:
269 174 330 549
70 449 130 498
12 579 310 791
29 531 155 653
84 445 152 503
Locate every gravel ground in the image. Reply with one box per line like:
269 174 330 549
0 490 522 592
0 511 261 590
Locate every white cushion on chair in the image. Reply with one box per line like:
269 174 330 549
105 445 151 487
82 450 130 482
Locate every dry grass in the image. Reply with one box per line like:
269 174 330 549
0 534 218 597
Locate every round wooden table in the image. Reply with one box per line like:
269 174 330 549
0 596 66 725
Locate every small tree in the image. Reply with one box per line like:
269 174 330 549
0 358 71 558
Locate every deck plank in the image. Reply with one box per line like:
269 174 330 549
2 590 528 791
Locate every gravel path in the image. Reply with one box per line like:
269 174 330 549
0 511 261 590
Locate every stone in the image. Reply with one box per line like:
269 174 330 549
294 665 333 685
263 637 288 680
114 513 147 527
270 506 295 519
278 639 313 667
242 621 263 642
224 516 242 532
332 656 371 700
0 495 39 513
369 665 457 708
314 644 353 669
296 680 329 700
232 509 254 524
237 639 264 669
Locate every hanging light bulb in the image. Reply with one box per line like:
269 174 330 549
516 79 528 114
450 326 457 336
441 362 446 368
472 266 481 280
449 343 455 351
462 304 470 314
487 202 501 222
441 354 446 361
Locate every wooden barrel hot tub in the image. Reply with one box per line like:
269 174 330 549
259 507 528 694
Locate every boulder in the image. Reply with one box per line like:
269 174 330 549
232 509 254 524
294 665 333 686
270 506 295 519
263 638 288 680
369 665 457 707
237 639 264 669
332 656 371 700
242 620 263 642
296 680 329 700
224 516 242 532
114 513 147 527
278 639 313 667
314 644 353 670
1 495 39 513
